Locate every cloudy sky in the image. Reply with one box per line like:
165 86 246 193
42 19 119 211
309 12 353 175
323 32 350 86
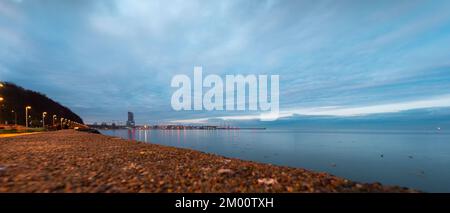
1 0 450 124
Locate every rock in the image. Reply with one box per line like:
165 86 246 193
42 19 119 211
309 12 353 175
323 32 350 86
0 166 6 175
217 169 234 175
201 167 211 172
257 178 278 185
286 186 294 192
223 159 231 164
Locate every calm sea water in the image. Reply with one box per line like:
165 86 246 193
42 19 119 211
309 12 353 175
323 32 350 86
99 129 450 192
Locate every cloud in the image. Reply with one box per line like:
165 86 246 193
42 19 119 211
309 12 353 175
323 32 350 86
2 0 450 124
172 94 450 123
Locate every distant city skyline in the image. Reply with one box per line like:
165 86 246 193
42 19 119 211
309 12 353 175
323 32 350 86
2 0 450 125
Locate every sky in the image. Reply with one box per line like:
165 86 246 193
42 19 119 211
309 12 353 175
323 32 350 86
1 0 450 125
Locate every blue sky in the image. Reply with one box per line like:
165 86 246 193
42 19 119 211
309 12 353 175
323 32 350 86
1 0 450 124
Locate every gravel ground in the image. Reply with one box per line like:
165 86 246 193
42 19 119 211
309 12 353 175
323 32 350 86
0 130 417 193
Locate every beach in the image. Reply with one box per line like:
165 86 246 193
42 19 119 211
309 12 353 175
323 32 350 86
0 130 417 193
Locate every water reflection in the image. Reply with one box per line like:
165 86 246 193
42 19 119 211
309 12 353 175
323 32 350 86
127 129 135 141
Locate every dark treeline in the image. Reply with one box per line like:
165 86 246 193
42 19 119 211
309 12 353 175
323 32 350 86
0 82 83 126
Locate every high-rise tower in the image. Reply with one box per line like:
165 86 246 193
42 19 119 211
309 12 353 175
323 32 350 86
126 111 135 128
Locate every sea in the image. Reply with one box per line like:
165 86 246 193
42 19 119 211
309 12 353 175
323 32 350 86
99 128 450 192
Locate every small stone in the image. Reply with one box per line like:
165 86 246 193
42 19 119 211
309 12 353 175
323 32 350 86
286 186 294 192
257 178 278 185
201 167 211 171
217 169 234 175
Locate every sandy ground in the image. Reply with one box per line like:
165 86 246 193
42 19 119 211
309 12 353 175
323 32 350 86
0 130 417 193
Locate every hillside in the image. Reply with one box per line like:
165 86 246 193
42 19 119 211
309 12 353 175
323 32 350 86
0 82 83 127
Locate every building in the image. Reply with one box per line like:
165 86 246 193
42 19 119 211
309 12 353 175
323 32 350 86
126 111 135 128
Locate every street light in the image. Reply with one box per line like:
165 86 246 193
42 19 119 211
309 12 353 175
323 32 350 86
11 110 17 125
42 112 47 128
53 115 57 126
0 97 3 125
25 106 31 128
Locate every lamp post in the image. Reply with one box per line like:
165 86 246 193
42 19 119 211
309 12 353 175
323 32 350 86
0 97 3 124
0 83 3 124
53 115 57 126
25 106 31 128
11 110 17 125
42 112 47 128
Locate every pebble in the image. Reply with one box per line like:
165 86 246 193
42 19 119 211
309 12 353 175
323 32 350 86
217 169 234 175
257 178 278 185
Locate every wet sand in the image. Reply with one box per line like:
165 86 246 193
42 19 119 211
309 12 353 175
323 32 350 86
0 130 417 192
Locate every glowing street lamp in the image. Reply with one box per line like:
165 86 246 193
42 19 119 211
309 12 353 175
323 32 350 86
42 112 47 128
25 106 32 128
53 115 57 126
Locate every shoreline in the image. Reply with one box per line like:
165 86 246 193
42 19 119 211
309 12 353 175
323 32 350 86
0 130 417 192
